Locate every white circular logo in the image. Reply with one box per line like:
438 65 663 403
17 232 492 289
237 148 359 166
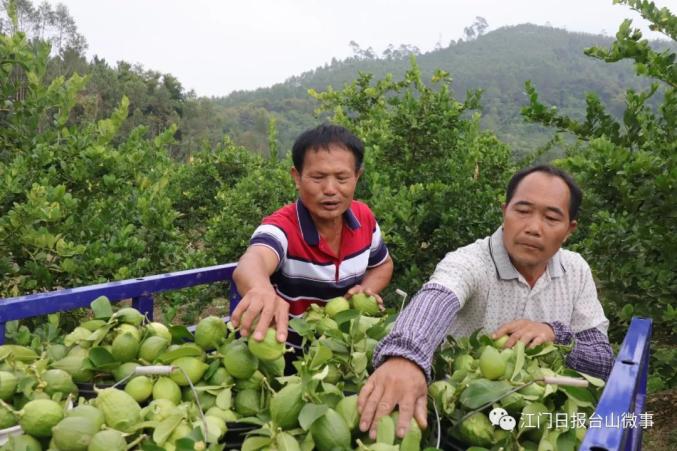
489 407 516 431
499 415 517 431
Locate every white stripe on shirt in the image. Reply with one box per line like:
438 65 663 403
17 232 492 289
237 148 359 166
251 224 288 256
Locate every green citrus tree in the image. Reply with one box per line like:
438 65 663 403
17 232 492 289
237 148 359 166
0 9 189 297
311 60 515 296
522 0 675 390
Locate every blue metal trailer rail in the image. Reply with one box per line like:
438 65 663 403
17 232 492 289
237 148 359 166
579 317 653 451
0 263 240 343
0 265 653 450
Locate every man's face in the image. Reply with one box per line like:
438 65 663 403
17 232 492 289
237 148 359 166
502 172 577 272
291 144 361 225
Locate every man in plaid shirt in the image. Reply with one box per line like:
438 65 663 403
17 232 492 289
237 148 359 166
358 165 614 440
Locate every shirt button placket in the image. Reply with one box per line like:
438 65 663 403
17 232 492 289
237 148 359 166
520 283 531 317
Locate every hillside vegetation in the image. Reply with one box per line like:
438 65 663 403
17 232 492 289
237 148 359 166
3 0 668 159
0 0 674 406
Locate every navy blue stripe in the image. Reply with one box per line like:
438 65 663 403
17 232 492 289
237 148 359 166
296 199 320 246
286 245 371 268
250 234 284 260
368 242 388 266
271 273 363 299
287 241 371 264
344 206 361 230
296 199 364 245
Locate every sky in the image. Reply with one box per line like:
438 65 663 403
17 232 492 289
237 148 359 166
53 0 675 98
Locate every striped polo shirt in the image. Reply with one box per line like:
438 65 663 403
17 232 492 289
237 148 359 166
250 199 389 316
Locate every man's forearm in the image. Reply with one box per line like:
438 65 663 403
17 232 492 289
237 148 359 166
372 283 460 381
548 321 614 380
360 256 394 294
233 248 277 296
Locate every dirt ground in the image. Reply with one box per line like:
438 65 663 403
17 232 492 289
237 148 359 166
642 388 677 450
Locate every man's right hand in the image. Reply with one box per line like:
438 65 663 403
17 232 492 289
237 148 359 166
357 357 428 439
231 286 289 342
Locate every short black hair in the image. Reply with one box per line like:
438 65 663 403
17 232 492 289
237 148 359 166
505 165 583 220
291 124 364 173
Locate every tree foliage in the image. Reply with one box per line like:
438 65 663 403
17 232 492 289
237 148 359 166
4 0 660 162
0 15 188 298
522 0 675 391
0 0 86 55
311 61 515 294
0 0 673 393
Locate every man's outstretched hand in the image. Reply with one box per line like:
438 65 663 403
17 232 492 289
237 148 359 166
345 284 385 311
492 319 555 349
357 357 428 439
231 286 289 342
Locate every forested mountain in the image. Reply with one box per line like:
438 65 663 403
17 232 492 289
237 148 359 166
213 24 664 158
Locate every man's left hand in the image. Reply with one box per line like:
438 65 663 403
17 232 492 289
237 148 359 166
492 319 555 349
345 285 384 311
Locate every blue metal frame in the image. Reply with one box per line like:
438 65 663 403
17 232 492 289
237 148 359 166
580 317 653 451
0 267 655 451
0 263 240 344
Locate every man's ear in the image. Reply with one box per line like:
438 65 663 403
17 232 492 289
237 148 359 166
565 220 578 242
356 168 364 181
291 166 300 190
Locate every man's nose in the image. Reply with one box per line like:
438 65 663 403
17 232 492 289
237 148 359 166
323 178 338 195
525 217 543 235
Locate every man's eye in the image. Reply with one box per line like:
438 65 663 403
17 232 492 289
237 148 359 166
546 216 560 222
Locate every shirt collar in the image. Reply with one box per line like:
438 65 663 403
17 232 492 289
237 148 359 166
489 227 565 280
296 199 361 246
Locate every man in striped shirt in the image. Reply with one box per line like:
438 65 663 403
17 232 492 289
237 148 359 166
357 165 614 440
231 124 393 344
